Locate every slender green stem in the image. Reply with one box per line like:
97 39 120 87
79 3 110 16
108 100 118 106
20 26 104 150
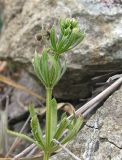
46 88 52 150
43 153 49 160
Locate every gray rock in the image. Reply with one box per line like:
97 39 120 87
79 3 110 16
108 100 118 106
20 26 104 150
51 86 122 160
0 0 122 100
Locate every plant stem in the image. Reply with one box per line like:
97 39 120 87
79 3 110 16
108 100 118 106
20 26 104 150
43 153 49 160
54 54 59 60
46 88 52 150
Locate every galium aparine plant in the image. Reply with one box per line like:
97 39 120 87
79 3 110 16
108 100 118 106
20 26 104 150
8 18 85 160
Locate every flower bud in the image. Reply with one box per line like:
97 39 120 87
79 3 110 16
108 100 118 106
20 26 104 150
64 27 71 36
70 18 78 29
64 18 71 28
72 27 80 35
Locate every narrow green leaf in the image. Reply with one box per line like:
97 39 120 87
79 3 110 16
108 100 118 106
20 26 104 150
60 112 67 121
33 50 46 86
49 56 60 87
48 56 57 87
54 116 68 140
59 19 65 35
7 129 36 144
49 65 55 87
40 50 50 87
61 117 83 144
57 36 67 53
50 26 57 51
68 33 85 50
58 59 67 82
61 32 76 52
29 104 46 150
50 114 68 152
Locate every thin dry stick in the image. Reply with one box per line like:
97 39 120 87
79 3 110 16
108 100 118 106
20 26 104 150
6 116 30 157
53 139 81 160
13 143 36 160
74 77 122 116
14 77 122 159
25 145 38 158
82 101 100 118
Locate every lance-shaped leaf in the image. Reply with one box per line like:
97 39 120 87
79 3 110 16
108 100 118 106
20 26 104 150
49 56 60 87
56 36 68 53
54 115 68 140
61 116 83 145
61 30 78 52
50 26 57 51
7 129 36 144
29 104 46 150
67 112 78 130
33 50 46 86
68 32 85 51
40 49 50 87
57 58 67 82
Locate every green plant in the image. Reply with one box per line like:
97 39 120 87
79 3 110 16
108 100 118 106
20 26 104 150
8 18 85 160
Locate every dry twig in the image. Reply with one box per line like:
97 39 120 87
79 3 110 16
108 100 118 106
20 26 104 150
74 76 122 117
13 144 36 160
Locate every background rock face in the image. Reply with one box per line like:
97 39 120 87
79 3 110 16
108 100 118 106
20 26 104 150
0 0 122 100
51 86 122 160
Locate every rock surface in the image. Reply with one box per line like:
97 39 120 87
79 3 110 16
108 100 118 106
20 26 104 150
51 85 122 160
0 0 122 100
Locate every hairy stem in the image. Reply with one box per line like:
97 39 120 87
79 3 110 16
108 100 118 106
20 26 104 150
46 88 52 150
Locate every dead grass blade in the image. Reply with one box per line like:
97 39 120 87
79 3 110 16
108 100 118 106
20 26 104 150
0 75 45 101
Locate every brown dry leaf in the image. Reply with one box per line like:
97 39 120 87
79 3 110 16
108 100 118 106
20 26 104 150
57 103 75 115
37 102 75 117
0 75 45 101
